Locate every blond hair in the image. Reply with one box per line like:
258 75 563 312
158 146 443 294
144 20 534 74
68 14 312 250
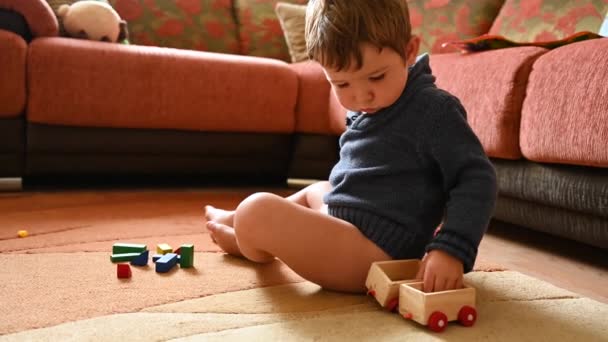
305 0 412 71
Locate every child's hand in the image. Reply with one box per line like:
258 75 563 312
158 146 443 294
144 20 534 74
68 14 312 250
415 249 464 292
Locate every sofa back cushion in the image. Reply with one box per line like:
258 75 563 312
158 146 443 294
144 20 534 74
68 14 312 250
408 0 505 54
520 38 608 168
235 0 307 61
489 0 608 42
430 47 546 159
108 0 240 54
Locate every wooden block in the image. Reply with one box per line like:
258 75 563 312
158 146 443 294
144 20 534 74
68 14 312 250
110 253 141 263
112 243 147 254
179 244 194 268
398 282 477 332
155 253 178 273
152 254 163 263
117 264 132 279
365 259 420 310
156 243 173 255
130 250 149 266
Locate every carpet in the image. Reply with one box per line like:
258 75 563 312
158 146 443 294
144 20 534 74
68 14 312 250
1 189 607 341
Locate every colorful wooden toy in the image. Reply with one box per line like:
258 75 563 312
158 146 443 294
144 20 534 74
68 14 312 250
178 244 194 268
399 282 477 332
17 230 28 238
117 264 132 278
130 250 149 266
365 260 420 312
112 243 147 254
156 243 172 255
110 253 141 263
156 253 178 273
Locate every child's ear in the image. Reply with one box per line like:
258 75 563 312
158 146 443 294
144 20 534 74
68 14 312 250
405 35 421 66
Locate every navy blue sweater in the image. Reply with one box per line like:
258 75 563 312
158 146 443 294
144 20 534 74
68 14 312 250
324 54 497 272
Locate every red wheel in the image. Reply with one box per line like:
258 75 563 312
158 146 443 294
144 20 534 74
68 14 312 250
386 297 399 312
458 306 477 327
428 311 448 332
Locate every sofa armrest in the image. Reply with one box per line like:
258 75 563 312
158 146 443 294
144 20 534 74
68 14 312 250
0 0 58 38
0 30 26 118
289 61 346 136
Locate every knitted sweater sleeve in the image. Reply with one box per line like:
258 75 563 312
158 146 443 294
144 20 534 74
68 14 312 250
425 96 498 272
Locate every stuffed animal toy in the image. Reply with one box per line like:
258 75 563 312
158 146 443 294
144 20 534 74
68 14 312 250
57 0 129 43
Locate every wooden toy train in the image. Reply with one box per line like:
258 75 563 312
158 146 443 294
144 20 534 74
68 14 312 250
365 260 477 333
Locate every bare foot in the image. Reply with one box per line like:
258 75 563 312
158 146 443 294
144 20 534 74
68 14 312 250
204 205 235 227
206 221 243 257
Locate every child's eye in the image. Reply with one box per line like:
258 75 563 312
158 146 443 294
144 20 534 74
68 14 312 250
369 74 385 82
335 83 349 89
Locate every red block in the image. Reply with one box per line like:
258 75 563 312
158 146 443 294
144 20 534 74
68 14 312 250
117 264 132 278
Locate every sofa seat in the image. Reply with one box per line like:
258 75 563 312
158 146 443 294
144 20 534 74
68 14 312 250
24 38 300 180
0 29 26 176
28 38 298 133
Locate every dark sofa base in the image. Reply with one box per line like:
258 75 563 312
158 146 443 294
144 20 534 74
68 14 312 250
494 195 607 249
0 117 24 176
493 158 607 249
288 133 339 180
25 123 293 183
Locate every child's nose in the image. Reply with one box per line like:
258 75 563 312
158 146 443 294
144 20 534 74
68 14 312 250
355 89 374 104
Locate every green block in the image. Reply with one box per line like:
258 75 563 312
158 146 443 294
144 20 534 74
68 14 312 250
179 244 194 268
113 243 147 254
111 253 141 263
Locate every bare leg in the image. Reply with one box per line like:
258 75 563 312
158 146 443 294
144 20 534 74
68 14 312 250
204 181 331 226
224 192 391 293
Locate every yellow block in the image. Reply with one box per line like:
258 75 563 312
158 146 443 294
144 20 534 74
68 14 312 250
17 230 28 238
156 243 172 255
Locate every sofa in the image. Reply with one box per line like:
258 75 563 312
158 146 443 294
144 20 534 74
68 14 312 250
1 0 606 250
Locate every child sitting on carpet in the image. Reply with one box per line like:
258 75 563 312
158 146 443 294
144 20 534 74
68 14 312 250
204 0 497 293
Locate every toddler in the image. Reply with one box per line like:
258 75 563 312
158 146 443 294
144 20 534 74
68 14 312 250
205 0 497 294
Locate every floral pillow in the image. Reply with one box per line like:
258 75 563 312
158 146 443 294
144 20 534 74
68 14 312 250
235 0 308 61
109 0 240 54
489 0 608 42
407 0 505 54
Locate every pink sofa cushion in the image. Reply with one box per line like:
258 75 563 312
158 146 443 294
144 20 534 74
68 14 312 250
430 47 547 159
0 0 58 37
0 30 26 118
27 38 297 134
520 38 608 168
289 61 346 136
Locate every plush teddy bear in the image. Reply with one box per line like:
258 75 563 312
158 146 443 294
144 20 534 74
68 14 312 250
57 0 129 43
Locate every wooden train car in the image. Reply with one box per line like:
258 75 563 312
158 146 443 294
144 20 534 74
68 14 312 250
399 282 477 332
365 260 420 312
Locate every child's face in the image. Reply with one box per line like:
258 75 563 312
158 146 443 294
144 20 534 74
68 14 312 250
322 39 418 114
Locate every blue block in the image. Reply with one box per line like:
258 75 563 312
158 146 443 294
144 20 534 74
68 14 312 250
130 250 149 266
152 254 163 263
155 253 178 273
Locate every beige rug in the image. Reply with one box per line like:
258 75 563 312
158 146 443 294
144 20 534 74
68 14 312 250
1 190 607 341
